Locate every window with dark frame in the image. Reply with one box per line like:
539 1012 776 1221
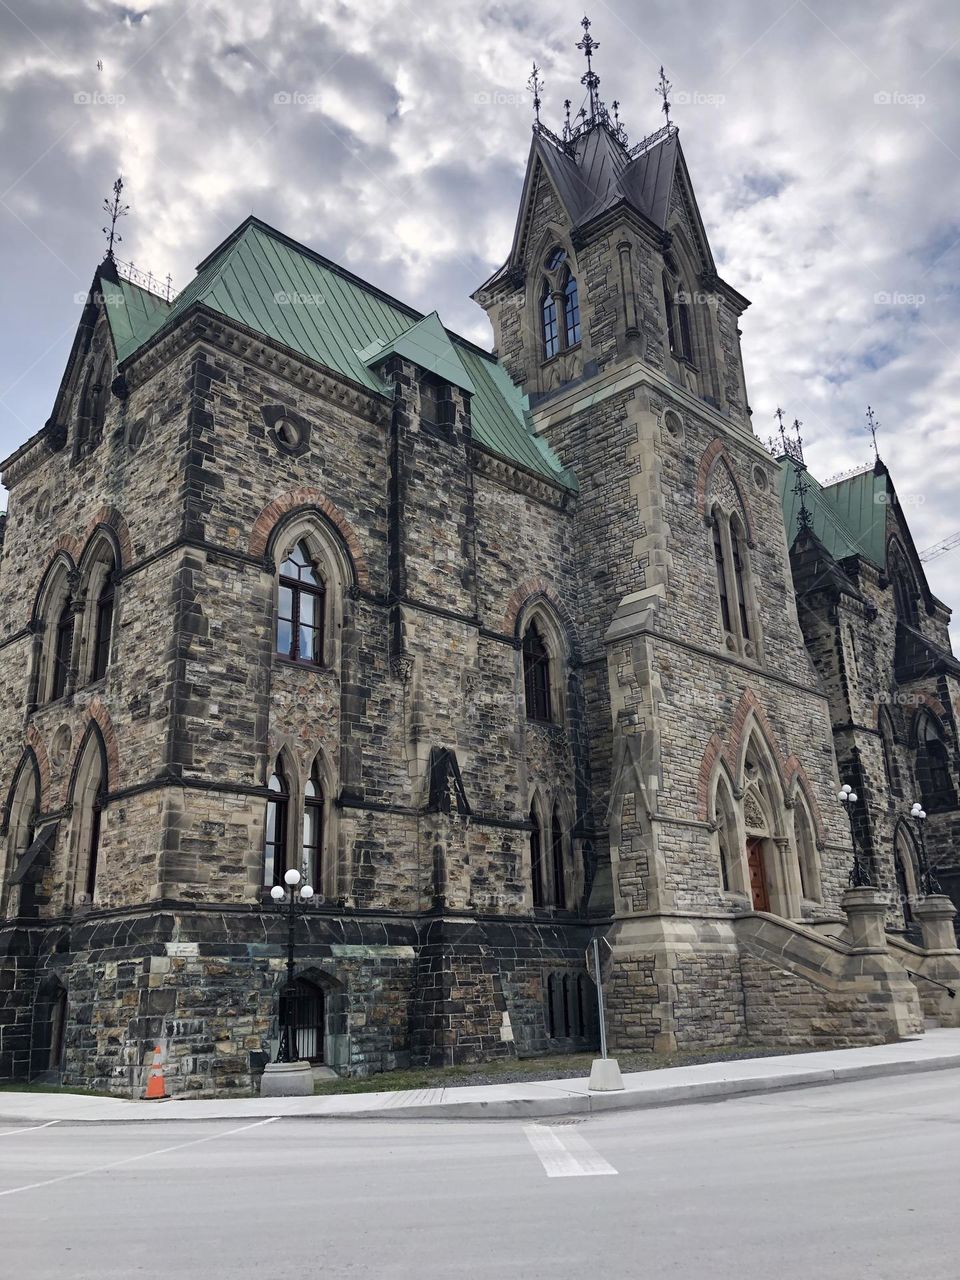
730 523 751 639
563 273 581 347
263 764 289 888
277 541 325 665
51 600 74 701
302 762 324 890
91 571 115 682
551 804 566 910
530 806 545 909
85 788 104 900
522 624 552 722
541 286 559 360
713 521 731 633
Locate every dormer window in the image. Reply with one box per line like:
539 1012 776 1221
663 271 693 363
541 285 560 360
563 273 581 347
539 247 581 362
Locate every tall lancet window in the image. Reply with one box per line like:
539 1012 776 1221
563 273 581 347
541 285 559 360
302 760 324 889
530 806 545 909
263 761 289 888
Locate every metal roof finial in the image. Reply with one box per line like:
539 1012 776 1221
102 175 128 261
865 404 881 462
577 15 602 122
657 65 673 128
563 98 572 140
527 63 544 127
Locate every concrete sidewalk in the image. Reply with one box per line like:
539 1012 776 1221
3 1030 960 1124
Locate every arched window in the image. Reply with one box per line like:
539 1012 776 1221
714 776 741 894
51 599 74 702
522 624 552 723
4 753 40 902
561 974 572 1036
76 353 110 456
917 715 954 810
530 805 545 909
91 569 115 682
541 285 559 360
71 727 107 903
277 541 325 665
793 798 821 902
551 804 567 910
563 273 581 347
879 709 902 796
709 501 757 656
713 518 731 633
676 285 693 362
730 519 751 640
263 761 289 888
893 572 918 627
663 271 678 354
302 760 324 889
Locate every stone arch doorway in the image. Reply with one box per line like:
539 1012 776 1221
31 976 68 1082
275 968 348 1071
279 978 326 1063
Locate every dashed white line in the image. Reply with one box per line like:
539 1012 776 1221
0 1120 61 1138
0 1116 279 1198
522 1123 618 1177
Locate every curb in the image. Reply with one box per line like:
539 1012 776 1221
348 1053 960 1120
2 1053 959 1125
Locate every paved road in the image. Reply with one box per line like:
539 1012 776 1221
1 1072 957 1279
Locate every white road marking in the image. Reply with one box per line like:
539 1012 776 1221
0 1120 61 1138
0 1116 279 1198
522 1123 618 1178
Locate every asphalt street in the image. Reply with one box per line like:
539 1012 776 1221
1 1071 958 1279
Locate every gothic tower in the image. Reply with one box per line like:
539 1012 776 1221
475 26 917 1049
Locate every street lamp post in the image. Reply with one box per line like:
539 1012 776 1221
269 867 314 1064
909 801 941 896
838 782 873 887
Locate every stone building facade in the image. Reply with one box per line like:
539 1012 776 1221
779 455 960 934
0 48 954 1096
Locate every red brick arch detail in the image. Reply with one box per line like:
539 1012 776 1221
24 725 52 811
501 576 572 637
247 487 369 589
61 698 121 807
696 437 756 540
918 692 949 724
49 533 82 564
81 505 134 569
696 732 727 817
783 757 828 847
695 689 790 820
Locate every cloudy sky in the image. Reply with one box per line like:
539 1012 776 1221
1 0 958 622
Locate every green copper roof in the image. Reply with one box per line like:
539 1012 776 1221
123 218 573 489
360 312 476 394
103 274 172 364
779 460 888 568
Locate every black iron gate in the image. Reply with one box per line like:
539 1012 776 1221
279 979 325 1063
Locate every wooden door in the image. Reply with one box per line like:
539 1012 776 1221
747 839 770 912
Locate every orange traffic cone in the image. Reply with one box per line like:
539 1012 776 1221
144 1044 167 1100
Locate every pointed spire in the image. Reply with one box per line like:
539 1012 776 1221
576 15 602 122
865 404 881 462
527 62 544 127
102 175 128 261
656 65 673 128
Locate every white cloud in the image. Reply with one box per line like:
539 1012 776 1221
0 0 958 638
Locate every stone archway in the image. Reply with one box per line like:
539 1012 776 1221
31 975 67 1082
